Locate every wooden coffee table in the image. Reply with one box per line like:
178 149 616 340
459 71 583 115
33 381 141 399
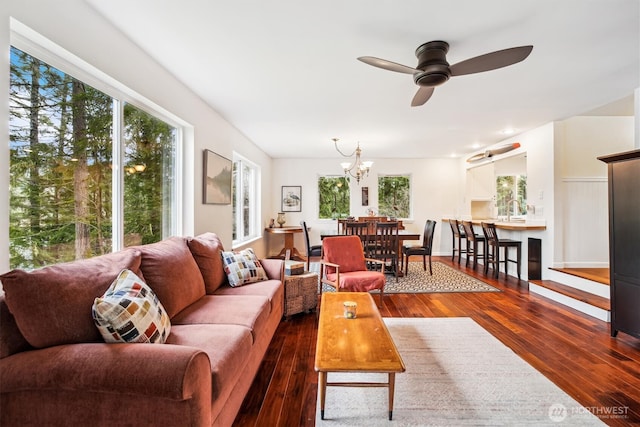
314 292 405 420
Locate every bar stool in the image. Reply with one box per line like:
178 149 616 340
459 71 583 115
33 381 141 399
449 219 467 264
481 222 521 280
461 221 486 270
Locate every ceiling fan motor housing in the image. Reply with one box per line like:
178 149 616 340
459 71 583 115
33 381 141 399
413 40 451 87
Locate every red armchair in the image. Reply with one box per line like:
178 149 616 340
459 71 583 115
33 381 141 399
320 235 386 305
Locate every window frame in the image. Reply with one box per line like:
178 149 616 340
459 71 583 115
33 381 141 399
9 23 185 258
232 152 261 247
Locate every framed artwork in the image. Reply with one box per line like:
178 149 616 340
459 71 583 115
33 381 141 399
203 149 232 204
281 186 302 212
361 186 369 206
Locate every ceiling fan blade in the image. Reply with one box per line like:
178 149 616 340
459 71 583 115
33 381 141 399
450 45 533 76
488 142 521 155
466 152 489 163
411 86 435 107
357 56 418 74
466 142 521 163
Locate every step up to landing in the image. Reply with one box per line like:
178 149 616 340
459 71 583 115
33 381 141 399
529 279 610 322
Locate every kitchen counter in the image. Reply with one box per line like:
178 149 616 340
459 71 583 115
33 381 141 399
443 218 546 231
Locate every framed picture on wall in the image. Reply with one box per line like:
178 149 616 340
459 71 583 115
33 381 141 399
362 186 369 206
203 150 232 204
281 186 302 212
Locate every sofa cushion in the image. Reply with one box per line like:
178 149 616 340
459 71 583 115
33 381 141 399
166 324 253 401
0 249 142 349
92 269 171 343
214 279 283 314
135 237 206 318
187 232 228 293
221 248 268 287
171 295 270 342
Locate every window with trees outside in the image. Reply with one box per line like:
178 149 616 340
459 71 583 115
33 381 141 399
496 175 527 217
318 176 350 219
9 46 179 270
378 175 411 219
232 154 261 245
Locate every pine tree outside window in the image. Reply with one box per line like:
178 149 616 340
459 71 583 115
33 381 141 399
9 46 179 269
378 175 411 219
318 176 350 219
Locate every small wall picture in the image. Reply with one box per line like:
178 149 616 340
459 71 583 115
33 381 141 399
362 186 369 206
281 186 302 212
203 150 232 204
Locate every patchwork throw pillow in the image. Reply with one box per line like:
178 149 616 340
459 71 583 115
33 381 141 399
221 248 268 287
92 269 171 344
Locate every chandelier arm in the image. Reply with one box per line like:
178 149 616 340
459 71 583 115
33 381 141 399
333 138 357 158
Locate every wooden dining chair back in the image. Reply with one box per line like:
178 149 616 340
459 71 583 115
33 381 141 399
449 219 467 264
403 219 436 276
358 216 384 234
320 235 386 305
371 221 400 281
344 221 372 255
300 220 322 271
481 222 522 279
461 220 486 270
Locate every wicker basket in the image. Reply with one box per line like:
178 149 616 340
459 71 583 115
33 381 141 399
284 272 318 318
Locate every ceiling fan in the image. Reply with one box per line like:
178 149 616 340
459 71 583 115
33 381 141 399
358 41 533 106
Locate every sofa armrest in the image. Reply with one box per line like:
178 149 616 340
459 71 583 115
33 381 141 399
260 258 284 282
0 342 211 401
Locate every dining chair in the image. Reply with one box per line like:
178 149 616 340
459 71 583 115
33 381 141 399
449 219 467 264
402 219 436 276
461 220 486 270
481 222 522 279
320 235 386 305
370 221 400 282
345 221 374 257
300 220 322 271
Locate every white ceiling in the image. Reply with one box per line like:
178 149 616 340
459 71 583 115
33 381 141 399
87 0 639 159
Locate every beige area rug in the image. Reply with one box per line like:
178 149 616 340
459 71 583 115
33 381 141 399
316 317 605 426
312 261 500 293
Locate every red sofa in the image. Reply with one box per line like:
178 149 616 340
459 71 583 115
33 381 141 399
0 232 284 427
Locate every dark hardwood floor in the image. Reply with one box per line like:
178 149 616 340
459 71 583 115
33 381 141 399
234 256 640 426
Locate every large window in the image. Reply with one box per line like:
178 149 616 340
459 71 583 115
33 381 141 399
318 176 350 219
232 154 261 245
9 46 179 269
378 175 411 219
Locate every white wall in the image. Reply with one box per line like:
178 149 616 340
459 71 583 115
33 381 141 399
1 1 275 272
560 116 634 177
554 115 635 267
270 157 463 258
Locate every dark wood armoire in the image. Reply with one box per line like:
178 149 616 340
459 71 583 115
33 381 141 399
598 149 640 339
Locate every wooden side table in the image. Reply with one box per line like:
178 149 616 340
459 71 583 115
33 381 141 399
283 272 318 319
264 226 305 260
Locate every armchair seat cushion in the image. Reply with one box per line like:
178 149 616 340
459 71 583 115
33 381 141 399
325 271 385 292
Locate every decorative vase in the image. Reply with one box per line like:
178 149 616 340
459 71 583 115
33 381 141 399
276 212 286 227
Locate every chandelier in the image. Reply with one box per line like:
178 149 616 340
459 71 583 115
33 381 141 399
332 138 373 185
